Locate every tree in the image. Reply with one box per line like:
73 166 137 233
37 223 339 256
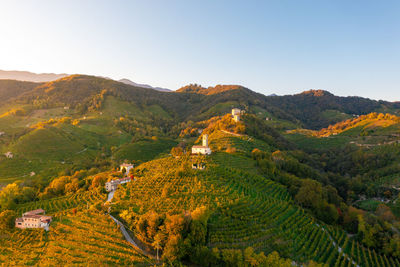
0 183 22 210
162 234 184 262
376 204 395 222
171 147 183 158
0 210 16 230
152 233 163 260
295 179 323 209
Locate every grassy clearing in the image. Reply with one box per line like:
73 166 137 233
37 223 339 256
356 199 383 212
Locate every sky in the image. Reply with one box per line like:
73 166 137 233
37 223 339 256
0 0 399 101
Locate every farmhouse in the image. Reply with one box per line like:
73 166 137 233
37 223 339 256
191 134 212 155
0 131 4 136
120 163 134 175
105 177 132 192
15 209 52 230
4 152 13 158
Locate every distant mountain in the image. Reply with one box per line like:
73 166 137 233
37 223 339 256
0 70 69 82
118 78 171 92
0 70 171 92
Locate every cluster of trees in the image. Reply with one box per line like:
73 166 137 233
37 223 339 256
244 115 293 150
0 183 36 210
252 149 343 224
202 114 246 137
115 116 172 141
120 206 209 264
0 80 38 105
177 84 245 96
0 209 16 229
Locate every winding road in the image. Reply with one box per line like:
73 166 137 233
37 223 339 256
106 190 150 256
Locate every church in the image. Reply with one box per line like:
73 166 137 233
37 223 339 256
191 134 212 155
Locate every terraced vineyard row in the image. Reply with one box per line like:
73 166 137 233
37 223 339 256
118 155 289 215
0 211 151 266
14 189 106 215
118 153 399 267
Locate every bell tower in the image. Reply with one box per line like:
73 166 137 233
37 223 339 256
202 134 209 147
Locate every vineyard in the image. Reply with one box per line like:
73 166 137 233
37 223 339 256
14 189 106 215
0 211 152 266
114 149 400 266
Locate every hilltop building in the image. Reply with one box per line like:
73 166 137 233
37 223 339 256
15 209 52 230
120 163 134 175
232 108 241 122
105 177 132 192
191 134 212 155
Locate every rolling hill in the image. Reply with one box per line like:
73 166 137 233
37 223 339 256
1 74 400 265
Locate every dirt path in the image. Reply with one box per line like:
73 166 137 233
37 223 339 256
220 130 245 137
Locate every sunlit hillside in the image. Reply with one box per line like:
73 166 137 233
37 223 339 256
2 76 400 266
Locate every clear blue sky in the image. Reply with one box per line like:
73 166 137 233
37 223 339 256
1 0 399 100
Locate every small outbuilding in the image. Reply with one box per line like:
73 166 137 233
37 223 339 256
192 163 206 170
120 163 134 175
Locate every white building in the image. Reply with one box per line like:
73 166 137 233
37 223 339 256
232 108 241 122
120 163 134 175
232 108 241 116
105 177 132 192
192 134 212 155
4 152 13 158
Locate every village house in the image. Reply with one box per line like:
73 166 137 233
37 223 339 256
15 209 52 230
232 108 241 122
105 177 132 192
0 131 5 136
191 134 212 155
120 163 134 175
4 152 13 158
